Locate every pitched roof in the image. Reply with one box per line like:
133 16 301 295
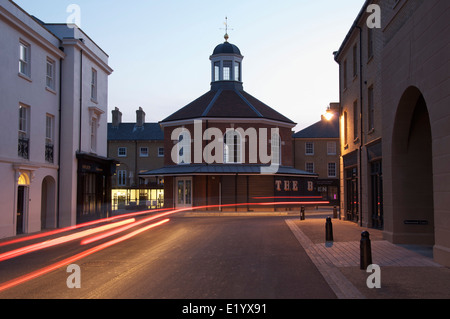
107 123 164 141
292 117 339 139
161 88 295 125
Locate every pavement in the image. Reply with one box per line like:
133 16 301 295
284 209 450 299
179 207 450 299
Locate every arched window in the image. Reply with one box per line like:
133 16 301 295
224 130 241 164
177 130 191 164
271 132 281 165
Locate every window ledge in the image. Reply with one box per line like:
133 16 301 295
18 72 32 82
46 86 57 95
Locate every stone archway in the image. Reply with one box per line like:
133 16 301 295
391 86 434 245
41 176 56 229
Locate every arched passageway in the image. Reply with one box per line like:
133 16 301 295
391 87 434 245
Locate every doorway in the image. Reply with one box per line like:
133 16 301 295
17 186 26 234
345 167 359 222
392 87 434 245
16 171 30 235
175 177 192 208
41 176 56 229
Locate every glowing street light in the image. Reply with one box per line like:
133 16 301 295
323 108 334 121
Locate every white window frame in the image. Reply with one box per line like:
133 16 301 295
91 68 98 101
19 104 29 138
305 142 314 155
19 41 31 77
234 62 240 81
46 58 56 90
223 61 232 81
214 62 220 82
271 132 281 165
223 130 242 164
117 170 127 186
328 162 337 178
140 147 149 157
118 147 127 157
90 117 97 152
45 114 54 144
158 147 164 157
327 142 337 155
177 131 191 165
305 162 314 174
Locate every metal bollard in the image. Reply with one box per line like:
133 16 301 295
325 217 333 241
360 231 373 270
300 206 305 220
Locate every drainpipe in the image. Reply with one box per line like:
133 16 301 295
57 47 63 228
333 49 343 220
79 45 83 152
356 25 364 227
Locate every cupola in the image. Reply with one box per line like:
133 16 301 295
210 34 244 91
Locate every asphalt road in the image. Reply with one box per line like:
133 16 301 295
0 216 337 299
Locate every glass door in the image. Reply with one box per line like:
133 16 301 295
176 177 192 208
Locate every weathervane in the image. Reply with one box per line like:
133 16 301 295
221 16 233 42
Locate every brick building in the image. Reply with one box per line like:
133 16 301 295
140 36 322 212
293 103 340 206
107 107 164 211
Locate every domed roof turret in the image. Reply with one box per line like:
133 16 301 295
212 41 241 56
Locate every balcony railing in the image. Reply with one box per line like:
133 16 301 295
18 137 29 159
45 143 54 163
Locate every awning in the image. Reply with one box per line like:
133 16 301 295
139 164 318 178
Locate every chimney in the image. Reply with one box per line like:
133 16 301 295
112 107 122 127
136 107 145 127
329 102 340 113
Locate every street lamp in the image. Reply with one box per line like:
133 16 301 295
323 108 334 121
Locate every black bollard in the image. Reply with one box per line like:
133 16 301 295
325 217 333 241
360 231 373 270
300 206 305 221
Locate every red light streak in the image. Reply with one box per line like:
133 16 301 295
81 210 184 245
0 208 171 248
0 219 170 293
0 201 331 293
0 218 136 262
251 196 324 199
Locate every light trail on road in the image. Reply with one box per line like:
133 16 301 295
0 219 170 293
81 210 187 245
0 208 171 248
0 218 136 262
0 201 330 293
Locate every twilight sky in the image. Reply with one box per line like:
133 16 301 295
14 0 364 131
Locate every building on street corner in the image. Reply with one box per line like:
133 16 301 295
334 0 450 266
140 35 323 212
0 0 115 238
